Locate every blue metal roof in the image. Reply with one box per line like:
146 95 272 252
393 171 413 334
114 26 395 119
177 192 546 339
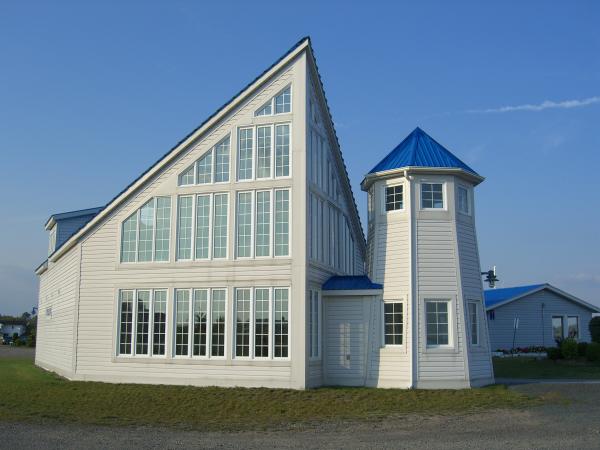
48 207 104 224
322 275 383 291
484 284 546 309
368 127 480 176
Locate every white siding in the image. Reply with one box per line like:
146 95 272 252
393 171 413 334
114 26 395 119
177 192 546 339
36 246 80 377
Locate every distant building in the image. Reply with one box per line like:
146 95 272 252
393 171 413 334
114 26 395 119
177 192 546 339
484 284 600 350
1 319 27 340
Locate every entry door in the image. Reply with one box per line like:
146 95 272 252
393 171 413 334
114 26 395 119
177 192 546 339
324 298 369 386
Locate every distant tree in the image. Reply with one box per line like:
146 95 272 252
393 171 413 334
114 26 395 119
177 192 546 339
590 317 600 344
21 312 31 320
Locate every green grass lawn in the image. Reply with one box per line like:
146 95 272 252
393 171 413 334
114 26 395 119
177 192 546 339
0 359 537 431
493 357 600 379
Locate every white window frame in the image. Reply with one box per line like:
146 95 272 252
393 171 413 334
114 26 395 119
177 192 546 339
176 134 231 187
309 289 322 360
382 182 405 214
567 315 580 339
254 84 293 117
420 182 446 211
424 298 453 349
467 301 480 346
237 127 254 182
457 185 471 216
382 299 405 347
116 288 169 359
120 197 172 264
235 191 255 259
48 226 57 256
172 287 228 360
255 190 272 259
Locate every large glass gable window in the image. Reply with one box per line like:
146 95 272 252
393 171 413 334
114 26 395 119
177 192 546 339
254 86 291 117
421 183 444 209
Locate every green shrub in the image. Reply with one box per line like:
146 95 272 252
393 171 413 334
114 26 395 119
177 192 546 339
586 342 600 362
560 338 578 360
547 347 562 361
578 342 589 357
590 317 600 344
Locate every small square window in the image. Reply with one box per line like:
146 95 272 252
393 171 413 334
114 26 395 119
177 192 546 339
384 302 403 345
385 185 403 211
421 183 444 209
458 186 470 215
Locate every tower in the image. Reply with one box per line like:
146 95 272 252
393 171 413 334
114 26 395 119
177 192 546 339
361 127 494 388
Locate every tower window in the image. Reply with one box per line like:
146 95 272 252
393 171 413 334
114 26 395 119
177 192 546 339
458 186 470 215
421 183 444 209
385 185 403 211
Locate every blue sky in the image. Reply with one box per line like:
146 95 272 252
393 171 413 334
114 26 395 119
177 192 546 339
1 1 599 315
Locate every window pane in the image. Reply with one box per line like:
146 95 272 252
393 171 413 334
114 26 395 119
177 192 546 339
193 289 208 356
275 124 290 177
235 289 251 357
175 290 190 356
152 290 167 356
274 87 291 114
238 128 253 180
255 101 272 117
567 316 578 339
255 288 270 357
421 183 444 209
135 290 150 355
178 164 195 186
458 187 469 214
177 196 193 260
214 137 230 183
384 302 403 345
196 151 213 184
255 191 271 257
154 197 171 262
552 316 564 341
236 192 252 258
468 302 479 346
274 190 290 256
385 185 403 211
195 195 210 259
136 200 154 262
426 300 449 346
118 290 134 355
211 289 226 357
120 212 138 263
257 125 272 178
274 288 289 358
213 194 228 258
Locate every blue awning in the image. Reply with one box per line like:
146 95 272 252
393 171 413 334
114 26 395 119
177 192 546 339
322 275 383 291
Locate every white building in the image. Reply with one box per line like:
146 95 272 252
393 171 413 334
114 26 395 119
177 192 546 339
35 37 493 389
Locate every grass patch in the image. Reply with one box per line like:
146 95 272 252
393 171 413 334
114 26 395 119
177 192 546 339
493 357 600 379
0 359 537 430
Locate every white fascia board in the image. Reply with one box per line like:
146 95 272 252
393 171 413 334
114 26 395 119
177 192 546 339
361 167 485 191
49 39 310 263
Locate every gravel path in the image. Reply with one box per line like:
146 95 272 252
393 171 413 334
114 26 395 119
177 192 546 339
1 383 599 449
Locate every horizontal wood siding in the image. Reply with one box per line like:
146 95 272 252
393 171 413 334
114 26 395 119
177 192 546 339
488 289 595 350
36 246 80 377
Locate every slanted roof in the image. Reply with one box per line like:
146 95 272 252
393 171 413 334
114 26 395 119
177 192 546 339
45 207 104 230
484 283 600 312
365 127 481 185
323 275 383 291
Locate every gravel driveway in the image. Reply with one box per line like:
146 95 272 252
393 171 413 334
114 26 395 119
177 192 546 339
2 382 599 449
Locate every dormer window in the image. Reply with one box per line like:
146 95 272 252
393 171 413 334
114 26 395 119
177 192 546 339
385 185 403 211
421 183 444 209
254 86 291 117
48 226 57 256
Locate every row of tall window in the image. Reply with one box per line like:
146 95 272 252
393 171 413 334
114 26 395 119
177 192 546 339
308 129 341 202
117 287 289 359
309 192 355 273
179 123 291 187
238 124 290 181
121 197 172 263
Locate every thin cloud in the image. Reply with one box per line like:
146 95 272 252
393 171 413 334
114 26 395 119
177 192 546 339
467 96 600 114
